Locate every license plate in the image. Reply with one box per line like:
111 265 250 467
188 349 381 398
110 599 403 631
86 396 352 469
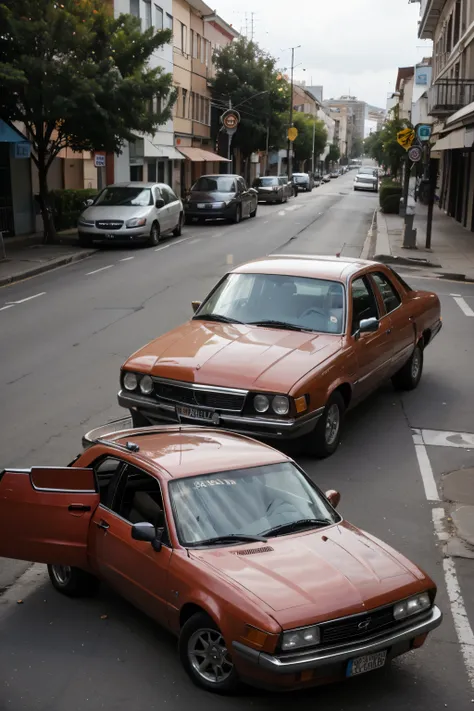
105 233 115 239
176 405 215 421
346 650 387 677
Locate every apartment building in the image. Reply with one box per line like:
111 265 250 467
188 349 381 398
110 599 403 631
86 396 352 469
413 0 474 230
325 96 367 144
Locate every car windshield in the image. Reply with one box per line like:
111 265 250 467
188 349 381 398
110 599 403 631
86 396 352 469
168 462 339 546
195 272 345 334
192 176 237 192
94 187 153 207
256 177 279 187
358 169 376 176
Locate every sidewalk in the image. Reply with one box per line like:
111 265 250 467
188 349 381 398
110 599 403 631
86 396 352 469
443 467 474 558
0 230 97 288
374 203 474 282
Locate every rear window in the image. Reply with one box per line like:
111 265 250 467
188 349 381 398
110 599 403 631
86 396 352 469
388 267 413 292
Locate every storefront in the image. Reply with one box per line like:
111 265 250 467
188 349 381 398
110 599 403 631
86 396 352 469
0 120 34 237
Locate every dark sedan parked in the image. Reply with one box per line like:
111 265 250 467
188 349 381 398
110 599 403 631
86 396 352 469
184 175 258 224
253 175 291 203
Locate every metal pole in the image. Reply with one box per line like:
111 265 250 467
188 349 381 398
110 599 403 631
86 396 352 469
311 119 315 174
265 122 269 175
426 155 437 249
227 98 232 174
287 46 295 181
402 156 410 215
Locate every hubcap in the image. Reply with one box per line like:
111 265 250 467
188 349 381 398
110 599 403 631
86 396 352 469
188 628 233 684
51 565 72 586
325 403 340 446
411 349 421 380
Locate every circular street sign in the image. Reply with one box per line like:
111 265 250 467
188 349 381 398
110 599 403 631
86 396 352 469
288 126 298 142
222 110 240 131
408 146 422 162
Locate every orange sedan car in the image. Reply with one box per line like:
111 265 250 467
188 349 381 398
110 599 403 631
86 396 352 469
118 255 442 457
0 425 442 694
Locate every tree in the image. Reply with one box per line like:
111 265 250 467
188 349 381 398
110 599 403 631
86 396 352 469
292 114 327 170
211 37 290 166
328 142 340 163
0 0 175 242
364 113 411 177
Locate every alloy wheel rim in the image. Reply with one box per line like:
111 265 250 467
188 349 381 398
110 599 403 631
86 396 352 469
325 403 340 445
411 349 421 380
188 628 233 684
51 565 72 586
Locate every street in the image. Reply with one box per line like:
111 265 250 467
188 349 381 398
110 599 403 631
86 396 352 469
1 171 474 710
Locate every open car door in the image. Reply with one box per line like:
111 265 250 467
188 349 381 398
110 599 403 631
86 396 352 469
0 467 100 567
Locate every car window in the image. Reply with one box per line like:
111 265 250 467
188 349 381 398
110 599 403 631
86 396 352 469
154 187 163 203
111 465 170 545
238 177 247 192
94 187 153 207
351 277 379 332
93 457 125 507
371 272 402 314
192 176 236 192
168 462 339 546
160 186 174 204
255 177 279 187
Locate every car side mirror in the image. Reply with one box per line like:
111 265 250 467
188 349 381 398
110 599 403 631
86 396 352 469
131 522 163 552
155 198 165 209
359 317 379 334
85 198 94 207
325 489 341 509
192 300 201 313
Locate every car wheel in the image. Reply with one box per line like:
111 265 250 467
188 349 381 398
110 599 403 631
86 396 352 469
304 391 345 458
78 233 93 248
148 221 160 247
250 203 257 218
47 564 100 598
233 205 241 224
173 213 183 237
179 612 241 695
392 342 424 391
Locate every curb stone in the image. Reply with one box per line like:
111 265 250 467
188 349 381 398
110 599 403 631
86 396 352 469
0 249 97 288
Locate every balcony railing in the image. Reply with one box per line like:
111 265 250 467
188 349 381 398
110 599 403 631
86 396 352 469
428 78 474 117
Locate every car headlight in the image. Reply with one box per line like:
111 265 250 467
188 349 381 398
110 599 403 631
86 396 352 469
272 395 289 415
123 372 138 391
393 593 431 620
282 625 320 651
139 375 154 395
212 202 226 209
126 217 147 228
254 394 270 413
78 218 94 227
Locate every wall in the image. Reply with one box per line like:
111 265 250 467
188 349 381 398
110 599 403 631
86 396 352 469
173 0 193 137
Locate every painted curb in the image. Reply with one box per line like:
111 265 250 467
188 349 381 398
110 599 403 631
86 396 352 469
0 249 97 288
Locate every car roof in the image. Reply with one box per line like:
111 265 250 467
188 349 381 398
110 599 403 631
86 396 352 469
232 254 376 281
195 174 241 178
110 427 289 480
107 182 172 189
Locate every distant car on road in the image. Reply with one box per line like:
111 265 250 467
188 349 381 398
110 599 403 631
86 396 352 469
354 168 379 192
184 175 258 224
253 176 291 204
292 172 314 191
322 174 331 183
0 424 442 695
329 170 340 178
313 173 322 186
77 182 184 248
118 255 441 458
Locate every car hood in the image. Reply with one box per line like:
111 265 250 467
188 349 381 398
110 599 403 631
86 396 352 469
192 522 426 627
188 191 235 203
123 320 342 391
80 205 150 221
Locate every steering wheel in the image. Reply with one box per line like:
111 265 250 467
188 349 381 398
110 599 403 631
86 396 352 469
299 307 327 319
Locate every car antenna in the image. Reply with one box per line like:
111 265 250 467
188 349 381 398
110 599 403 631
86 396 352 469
126 441 140 452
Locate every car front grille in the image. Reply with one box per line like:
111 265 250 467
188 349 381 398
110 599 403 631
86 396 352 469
95 220 124 230
319 606 398 645
154 380 246 412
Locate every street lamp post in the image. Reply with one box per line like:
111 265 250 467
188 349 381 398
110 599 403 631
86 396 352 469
286 45 300 181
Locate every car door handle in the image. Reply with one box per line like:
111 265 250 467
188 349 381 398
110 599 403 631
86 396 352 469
95 520 110 530
385 328 392 334
68 504 91 512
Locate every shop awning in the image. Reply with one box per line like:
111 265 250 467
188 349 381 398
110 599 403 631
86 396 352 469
150 144 185 160
0 120 28 143
177 147 231 162
432 127 470 151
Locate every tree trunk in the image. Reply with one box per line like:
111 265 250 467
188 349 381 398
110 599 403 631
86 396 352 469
37 160 58 244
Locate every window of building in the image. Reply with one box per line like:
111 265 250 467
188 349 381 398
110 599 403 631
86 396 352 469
190 30 195 57
154 4 163 30
130 165 143 181
182 88 187 118
181 22 187 54
147 159 157 182
201 37 206 64
165 12 172 29
143 0 152 31
200 96 205 123
453 0 461 45
130 0 140 19
195 33 201 59
446 15 453 53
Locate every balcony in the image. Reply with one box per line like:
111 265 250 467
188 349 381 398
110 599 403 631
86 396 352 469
418 0 446 39
428 79 474 117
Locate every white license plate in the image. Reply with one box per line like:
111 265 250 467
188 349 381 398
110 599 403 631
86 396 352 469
346 650 387 677
176 405 215 421
105 233 115 239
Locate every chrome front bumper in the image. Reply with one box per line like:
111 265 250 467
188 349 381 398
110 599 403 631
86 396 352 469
232 606 442 675
117 390 323 439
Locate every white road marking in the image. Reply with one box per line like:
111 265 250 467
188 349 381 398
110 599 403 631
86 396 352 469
420 428 474 449
85 265 114 276
155 244 170 251
278 210 286 216
119 256 134 262
6 292 46 305
412 438 440 501
451 294 474 317
188 238 202 244
172 238 187 246
0 304 15 311
431 507 450 542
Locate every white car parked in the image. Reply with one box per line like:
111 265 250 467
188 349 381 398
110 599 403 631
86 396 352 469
78 182 184 248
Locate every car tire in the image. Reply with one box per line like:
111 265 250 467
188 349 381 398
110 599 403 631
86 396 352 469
304 390 345 458
392 342 424 391
179 612 241 695
250 203 257 218
148 221 160 247
173 213 183 237
233 205 241 224
78 233 93 248
47 564 100 598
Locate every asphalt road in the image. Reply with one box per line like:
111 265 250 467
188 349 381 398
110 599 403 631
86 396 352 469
1 171 474 710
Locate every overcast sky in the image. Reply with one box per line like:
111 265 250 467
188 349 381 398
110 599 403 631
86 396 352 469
211 0 432 109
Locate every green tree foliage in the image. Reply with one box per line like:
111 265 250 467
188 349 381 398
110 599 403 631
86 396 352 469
364 113 411 177
0 0 175 242
211 37 290 162
292 114 327 170
328 142 340 163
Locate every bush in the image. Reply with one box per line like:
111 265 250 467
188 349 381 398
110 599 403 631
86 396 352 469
381 193 401 214
379 180 401 214
50 189 99 230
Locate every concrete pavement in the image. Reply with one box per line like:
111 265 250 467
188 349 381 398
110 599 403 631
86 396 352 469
1 172 474 710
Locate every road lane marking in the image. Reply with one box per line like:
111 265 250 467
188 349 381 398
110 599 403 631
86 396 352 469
451 294 474 316
419 428 474 449
172 238 187 246
6 292 46 305
412 434 440 501
431 507 450 541
155 244 170 251
188 238 202 244
119 256 134 262
278 210 286 216
0 304 15 311
85 265 114 276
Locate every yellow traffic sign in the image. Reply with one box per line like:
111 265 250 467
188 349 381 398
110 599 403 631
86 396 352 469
288 126 298 142
397 128 415 150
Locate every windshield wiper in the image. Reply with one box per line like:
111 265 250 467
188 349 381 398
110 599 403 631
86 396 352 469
193 533 268 547
194 313 243 324
261 518 331 537
247 319 311 332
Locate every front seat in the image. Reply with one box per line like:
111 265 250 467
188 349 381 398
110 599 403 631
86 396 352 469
129 491 164 527
327 290 344 332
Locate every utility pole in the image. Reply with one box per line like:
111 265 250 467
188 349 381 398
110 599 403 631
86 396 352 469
311 119 316 174
250 12 255 41
227 98 232 174
265 121 270 175
286 45 300 181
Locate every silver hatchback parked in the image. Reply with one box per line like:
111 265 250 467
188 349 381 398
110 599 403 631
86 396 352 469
77 182 184 248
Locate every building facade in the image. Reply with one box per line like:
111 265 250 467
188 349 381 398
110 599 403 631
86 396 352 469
325 96 367 145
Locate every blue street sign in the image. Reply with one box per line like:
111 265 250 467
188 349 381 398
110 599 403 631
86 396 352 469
417 124 432 142
13 142 31 159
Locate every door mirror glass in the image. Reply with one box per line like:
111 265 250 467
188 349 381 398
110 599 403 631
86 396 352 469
192 300 201 313
359 317 379 334
155 198 165 209
325 489 341 509
131 522 163 551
